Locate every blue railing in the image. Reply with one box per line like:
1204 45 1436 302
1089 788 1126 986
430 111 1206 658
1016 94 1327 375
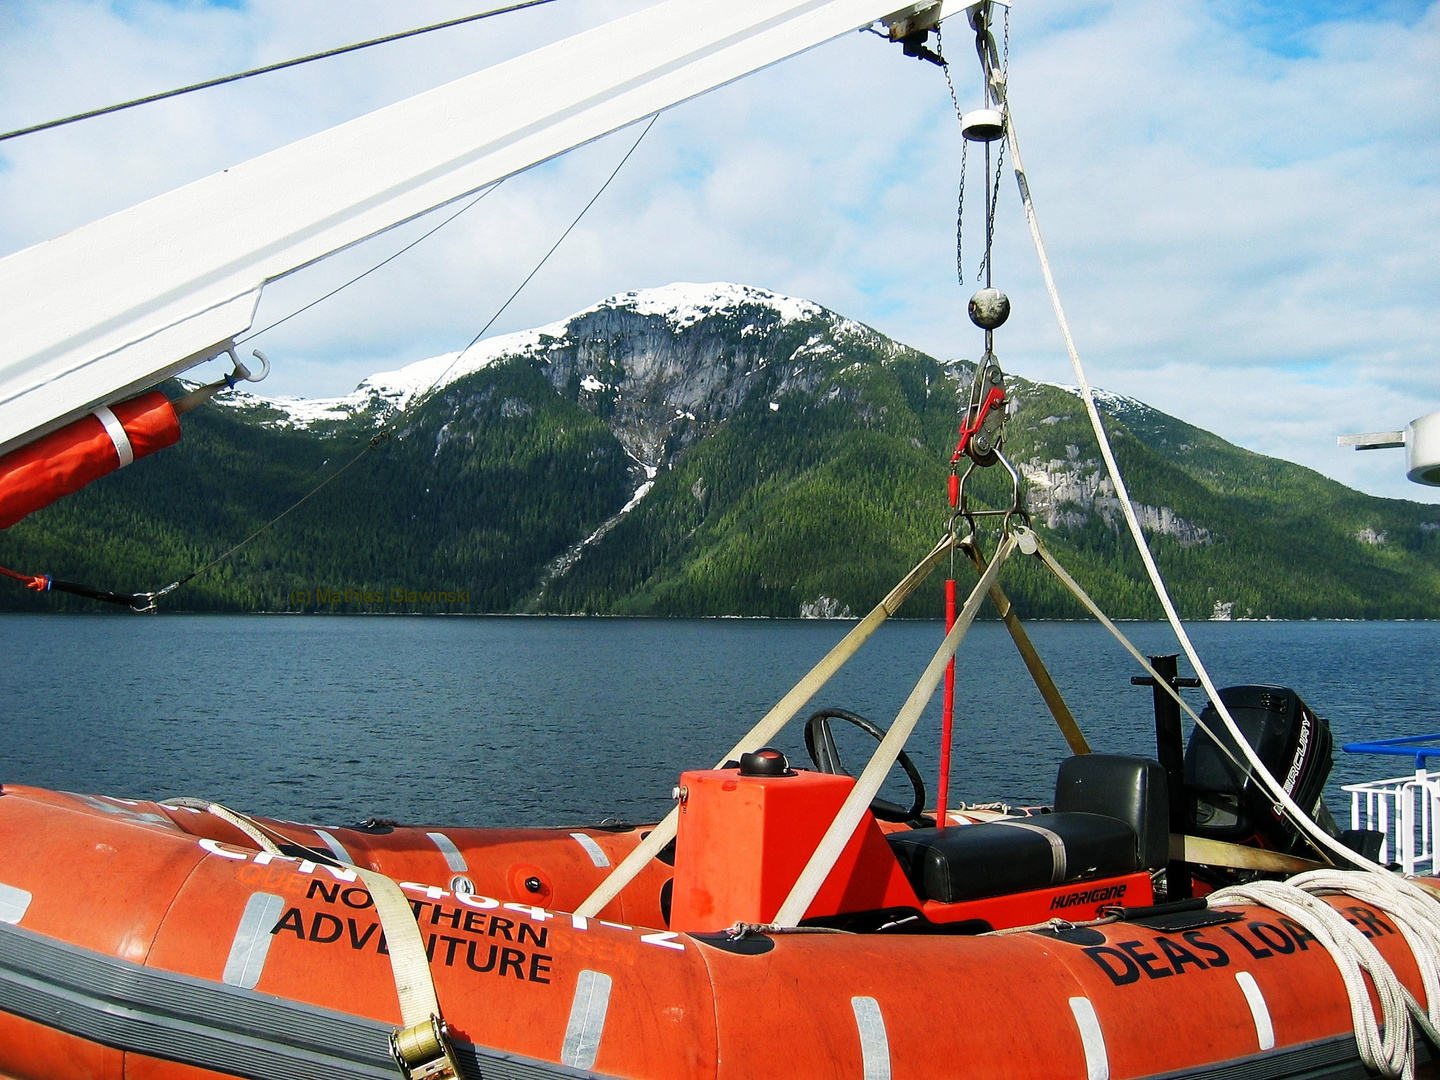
1342 734 1440 772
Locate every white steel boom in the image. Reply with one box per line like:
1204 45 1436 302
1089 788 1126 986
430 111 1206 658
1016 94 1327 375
0 0 946 457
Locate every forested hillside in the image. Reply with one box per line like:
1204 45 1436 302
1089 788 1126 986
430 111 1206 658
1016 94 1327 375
3 284 1436 618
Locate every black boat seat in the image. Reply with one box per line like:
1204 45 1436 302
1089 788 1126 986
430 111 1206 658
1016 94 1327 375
1054 754 1170 871
886 812 1139 903
887 754 1171 904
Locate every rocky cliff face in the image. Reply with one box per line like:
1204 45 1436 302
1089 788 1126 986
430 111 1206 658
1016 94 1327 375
532 284 855 471
240 280 903 484
1019 447 1214 546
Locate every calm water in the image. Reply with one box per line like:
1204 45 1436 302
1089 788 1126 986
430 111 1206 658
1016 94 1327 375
2 615 1436 829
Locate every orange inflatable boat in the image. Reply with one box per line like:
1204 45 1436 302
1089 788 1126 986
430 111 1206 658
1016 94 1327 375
0 737 1435 1080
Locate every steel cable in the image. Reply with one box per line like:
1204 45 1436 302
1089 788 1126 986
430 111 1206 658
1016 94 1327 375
0 1 560 144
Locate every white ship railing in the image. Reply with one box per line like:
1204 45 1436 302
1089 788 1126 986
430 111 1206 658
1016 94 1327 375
1341 734 1440 876
1341 773 1440 875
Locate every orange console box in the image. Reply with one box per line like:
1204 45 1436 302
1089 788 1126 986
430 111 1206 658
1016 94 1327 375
669 753 919 933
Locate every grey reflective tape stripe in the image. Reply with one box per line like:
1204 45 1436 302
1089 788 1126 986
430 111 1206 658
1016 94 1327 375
561 969 613 1070
0 883 31 925
1236 971 1276 1051
0 916 1382 1080
315 830 354 865
426 831 468 873
2 917 394 1079
91 406 134 467
570 833 611 868
70 793 171 826
850 996 891 1080
0 918 614 1080
1068 997 1110 1080
993 818 1067 883
223 893 285 989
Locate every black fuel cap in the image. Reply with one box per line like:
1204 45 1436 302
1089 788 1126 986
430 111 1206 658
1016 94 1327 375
738 748 792 777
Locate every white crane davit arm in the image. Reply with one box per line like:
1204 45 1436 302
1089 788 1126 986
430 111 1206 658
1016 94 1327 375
1340 411 1440 486
0 0 949 458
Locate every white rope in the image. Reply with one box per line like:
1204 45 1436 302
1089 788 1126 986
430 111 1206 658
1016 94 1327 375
1290 871 1440 1040
991 27 1440 1072
992 38 1379 879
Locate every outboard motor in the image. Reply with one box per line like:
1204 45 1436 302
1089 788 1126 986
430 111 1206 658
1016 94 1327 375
1183 685 1336 858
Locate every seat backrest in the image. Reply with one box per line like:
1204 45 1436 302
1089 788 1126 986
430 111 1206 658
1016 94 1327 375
1055 754 1169 870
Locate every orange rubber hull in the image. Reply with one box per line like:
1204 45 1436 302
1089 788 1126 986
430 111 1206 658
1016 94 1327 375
0 785 1432 1080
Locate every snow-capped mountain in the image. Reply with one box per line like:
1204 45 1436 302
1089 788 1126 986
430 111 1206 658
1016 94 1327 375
19 280 1435 620
227 282 893 470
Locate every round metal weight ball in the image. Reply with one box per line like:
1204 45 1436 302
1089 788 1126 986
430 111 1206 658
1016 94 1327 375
968 288 1011 330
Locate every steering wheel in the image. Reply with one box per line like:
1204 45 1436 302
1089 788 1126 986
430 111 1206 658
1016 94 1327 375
803 708 928 824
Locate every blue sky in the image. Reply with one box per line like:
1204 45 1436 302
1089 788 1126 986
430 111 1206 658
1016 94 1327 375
0 0 1437 501
1228 0 1431 55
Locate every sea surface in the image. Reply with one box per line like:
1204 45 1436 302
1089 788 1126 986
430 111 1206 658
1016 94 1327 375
2 615 1436 830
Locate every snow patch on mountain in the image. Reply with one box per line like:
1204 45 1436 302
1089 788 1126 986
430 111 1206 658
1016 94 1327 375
1039 382 1151 416
603 282 825 329
225 283 849 429
230 318 574 428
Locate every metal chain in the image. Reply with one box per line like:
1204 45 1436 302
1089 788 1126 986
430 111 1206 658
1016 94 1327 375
974 4 1009 285
977 139 1005 284
957 144 969 286
938 27 967 287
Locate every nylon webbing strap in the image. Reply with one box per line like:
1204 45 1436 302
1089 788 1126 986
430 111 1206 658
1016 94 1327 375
992 818 1066 883
1174 835 1323 875
774 534 1017 927
91 406 134 467
355 868 443 1026
201 803 459 1079
962 540 1089 755
573 532 956 919
354 867 459 1080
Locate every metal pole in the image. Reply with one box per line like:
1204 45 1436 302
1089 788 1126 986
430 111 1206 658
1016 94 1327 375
937 577 958 829
1131 654 1197 900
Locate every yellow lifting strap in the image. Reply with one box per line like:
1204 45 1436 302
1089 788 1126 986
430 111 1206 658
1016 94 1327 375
575 530 957 919
961 536 1090 756
202 802 461 1079
1173 834 1324 875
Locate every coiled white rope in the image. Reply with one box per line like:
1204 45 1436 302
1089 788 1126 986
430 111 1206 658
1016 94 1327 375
1208 876 1419 1078
1295 871 1440 1038
1209 871 1440 1078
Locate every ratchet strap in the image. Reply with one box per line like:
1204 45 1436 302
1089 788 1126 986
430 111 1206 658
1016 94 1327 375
199 801 461 1079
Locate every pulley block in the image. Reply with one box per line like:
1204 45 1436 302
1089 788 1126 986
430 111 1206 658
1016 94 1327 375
956 353 1009 467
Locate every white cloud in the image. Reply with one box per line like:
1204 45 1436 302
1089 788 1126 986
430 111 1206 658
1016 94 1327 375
2 0 1437 502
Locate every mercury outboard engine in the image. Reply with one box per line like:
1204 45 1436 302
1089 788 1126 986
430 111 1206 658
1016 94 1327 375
1183 685 1335 860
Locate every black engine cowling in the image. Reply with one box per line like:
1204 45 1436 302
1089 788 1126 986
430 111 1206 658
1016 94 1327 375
1183 684 1335 857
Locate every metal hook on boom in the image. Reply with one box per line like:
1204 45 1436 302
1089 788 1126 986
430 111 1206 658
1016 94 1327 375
172 347 271 414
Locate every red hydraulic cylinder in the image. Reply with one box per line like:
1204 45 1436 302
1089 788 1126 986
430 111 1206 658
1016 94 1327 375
0 392 180 529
